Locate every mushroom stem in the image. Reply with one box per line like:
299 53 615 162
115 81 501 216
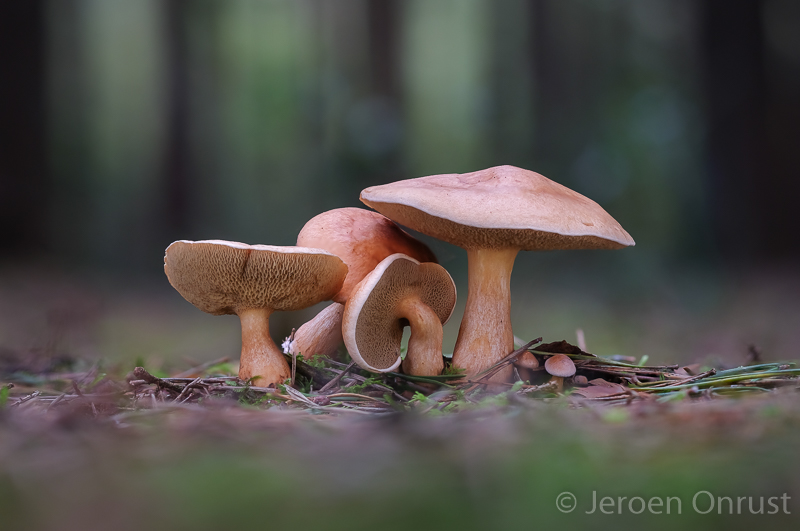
452 247 519 380
238 308 291 387
290 303 345 360
548 375 564 393
398 297 445 377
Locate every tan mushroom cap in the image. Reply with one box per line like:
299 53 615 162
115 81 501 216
297 208 436 303
544 354 577 378
360 165 635 250
514 351 540 370
164 240 348 314
343 254 456 372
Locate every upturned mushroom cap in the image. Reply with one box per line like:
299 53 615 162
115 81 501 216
360 165 634 250
291 208 437 360
296 207 437 303
544 354 577 378
342 254 456 373
164 240 348 314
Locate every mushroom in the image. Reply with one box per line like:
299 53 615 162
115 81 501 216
360 165 634 381
284 302 345 360
164 240 347 387
573 374 589 386
342 253 456 376
544 354 576 393
513 351 540 382
290 208 436 360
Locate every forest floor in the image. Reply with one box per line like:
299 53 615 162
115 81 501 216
1 265 800 531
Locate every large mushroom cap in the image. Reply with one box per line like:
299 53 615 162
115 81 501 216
343 254 456 372
164 240 348 315
297 207 436 303
361 165 634 250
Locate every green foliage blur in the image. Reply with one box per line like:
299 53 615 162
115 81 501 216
0 0 793 287
39 0 712 275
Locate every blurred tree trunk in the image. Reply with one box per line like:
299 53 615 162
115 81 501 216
0 0 46 257
530 0 560 172
701 0 800 262
488 0 534 167
529 0 599 179
760 1 800 261
163 0 192 237
367 0 401 101
364 0 405 183
701 0 768 260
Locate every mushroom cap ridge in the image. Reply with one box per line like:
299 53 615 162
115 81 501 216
164 240 348 315
361 165 634 250
343 253 456 372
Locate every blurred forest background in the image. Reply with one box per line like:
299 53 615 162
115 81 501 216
1 0 799 370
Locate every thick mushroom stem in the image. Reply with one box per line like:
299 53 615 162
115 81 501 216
452 247 519 380
238 308 291 387
290 303 345 360
398 297 445 377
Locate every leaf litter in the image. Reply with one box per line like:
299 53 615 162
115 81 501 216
3 336 799 418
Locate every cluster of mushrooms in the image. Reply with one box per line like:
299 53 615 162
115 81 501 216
164 165 634 388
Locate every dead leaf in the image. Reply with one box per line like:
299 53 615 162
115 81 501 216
572 386 628 399
536 340 592 356
587 378 627 393
676 364 701 376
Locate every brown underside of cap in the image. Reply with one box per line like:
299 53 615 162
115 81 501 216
346 254 455 371
164 240 347 315
360 165 634 250
297 207 436 303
